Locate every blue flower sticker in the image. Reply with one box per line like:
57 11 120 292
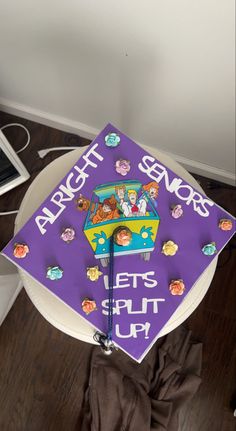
46 265 64 280
105 132 120 148
202 242 217 256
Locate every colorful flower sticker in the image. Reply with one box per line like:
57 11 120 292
162 240 178 256
114 226 132 246
115 159 131 176
82 298 97 315
171 204 183 219
218 219 233 231
202 242 217 256
13 243 29 259
46 266 63 280
105 133 120 148
169 279 185 296
87 266 103 281
60 227 76 243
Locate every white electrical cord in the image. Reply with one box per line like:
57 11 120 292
0 210 19 215
1 136 79 215
0 145 77 215
0 123 30 154
0 123 30 216
38 146 79 159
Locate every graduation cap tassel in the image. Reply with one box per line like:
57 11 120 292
108 232 115 342
94 232 115 355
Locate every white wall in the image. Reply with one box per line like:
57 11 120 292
0 0 235 181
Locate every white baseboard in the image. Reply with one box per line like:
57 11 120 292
0 97 235 186
0 97 98 140
167 152 235 186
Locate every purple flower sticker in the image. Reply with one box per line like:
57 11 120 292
171 204 183 219
115 159 131 176
60 227 76 243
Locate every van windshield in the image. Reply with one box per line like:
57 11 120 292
85 183 158 227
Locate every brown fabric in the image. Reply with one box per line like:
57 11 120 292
79 325 202 431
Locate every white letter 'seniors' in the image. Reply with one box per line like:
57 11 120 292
138 155 214 217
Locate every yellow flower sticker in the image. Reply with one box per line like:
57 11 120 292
87 266 103 282
162 240 178 256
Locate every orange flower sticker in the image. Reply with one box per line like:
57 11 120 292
218 219 233 231
82 298 97 315
13 243 29 259
169 279 185 296
114 227 132 246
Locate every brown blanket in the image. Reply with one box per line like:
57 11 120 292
79 325 202 431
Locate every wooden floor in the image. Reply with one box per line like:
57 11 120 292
0 112 235 431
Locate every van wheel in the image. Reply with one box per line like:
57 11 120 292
100 258 110 267
141 252 151 261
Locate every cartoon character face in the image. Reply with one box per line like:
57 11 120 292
149 187 157 199
115 185 126 200
117 188 125 199
103 204 111 213
143 182 159 201
129 193 137 205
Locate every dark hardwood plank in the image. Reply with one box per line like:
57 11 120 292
0 111 235 430
0 291 93 431
0 111 89 251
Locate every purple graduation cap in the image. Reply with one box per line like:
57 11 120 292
1 124 235 362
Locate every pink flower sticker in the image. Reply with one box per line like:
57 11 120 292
60 227 76 243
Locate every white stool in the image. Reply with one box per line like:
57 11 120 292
0 254 22 325
14 146 217 343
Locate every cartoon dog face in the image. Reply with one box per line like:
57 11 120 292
75 194 91 211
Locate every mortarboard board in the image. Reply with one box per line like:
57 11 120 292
1 124 235 362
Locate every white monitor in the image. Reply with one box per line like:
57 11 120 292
0 129 30 196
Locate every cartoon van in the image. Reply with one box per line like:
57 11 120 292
83 180 160 267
